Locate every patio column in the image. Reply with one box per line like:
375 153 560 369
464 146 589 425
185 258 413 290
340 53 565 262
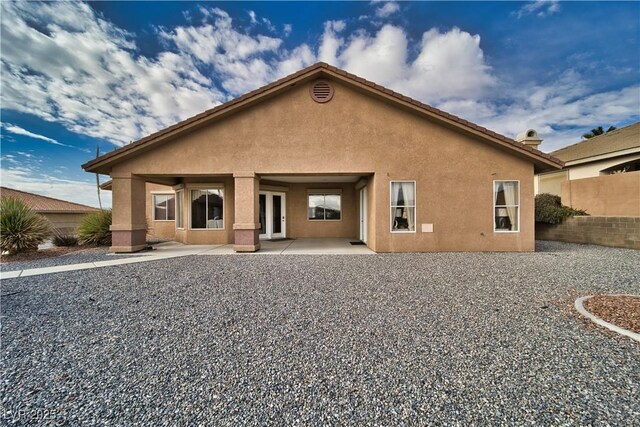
110 173 147 253
233 172 260 252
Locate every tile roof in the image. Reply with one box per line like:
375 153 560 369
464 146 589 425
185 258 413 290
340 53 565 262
551 122 640 163
83 62 563 172
0 187 99 213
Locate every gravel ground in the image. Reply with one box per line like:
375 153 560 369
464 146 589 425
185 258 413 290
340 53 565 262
1 241 639 425
0 247 145 272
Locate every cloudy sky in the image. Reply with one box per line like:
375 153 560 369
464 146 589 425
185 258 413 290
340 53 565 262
1 1 639 207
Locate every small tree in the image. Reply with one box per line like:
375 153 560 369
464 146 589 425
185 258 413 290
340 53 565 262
582 125 616 139
0 197 52 255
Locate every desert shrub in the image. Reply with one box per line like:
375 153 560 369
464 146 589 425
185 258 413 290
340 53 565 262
52 232 78 247
0 197 52 255
77 210 112 246
535 193 588 224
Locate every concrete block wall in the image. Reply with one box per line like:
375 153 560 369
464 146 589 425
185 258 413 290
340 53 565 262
536 216 640 250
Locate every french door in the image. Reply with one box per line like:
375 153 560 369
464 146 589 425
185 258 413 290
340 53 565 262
259 191 286 240
359 186 368 243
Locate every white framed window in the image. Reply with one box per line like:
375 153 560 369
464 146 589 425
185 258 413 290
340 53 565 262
153 194 175 221
190 189 224 229
494 180 519 232
175 190 184 229
308 192 341 221
390 181 416 232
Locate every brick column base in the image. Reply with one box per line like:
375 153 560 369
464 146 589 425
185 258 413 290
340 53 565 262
233 227 260 252
110 228 147 253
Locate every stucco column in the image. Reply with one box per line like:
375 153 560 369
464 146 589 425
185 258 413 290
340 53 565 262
110 174 147 253
233 172 261 252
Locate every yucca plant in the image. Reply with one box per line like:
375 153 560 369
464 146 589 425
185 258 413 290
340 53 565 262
77 209 112 246
0 197 52 255
52 231 78 247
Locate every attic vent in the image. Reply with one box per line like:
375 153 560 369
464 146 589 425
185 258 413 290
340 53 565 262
310 80 334 103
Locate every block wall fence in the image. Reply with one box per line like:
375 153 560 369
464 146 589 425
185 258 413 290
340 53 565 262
536 216 640 250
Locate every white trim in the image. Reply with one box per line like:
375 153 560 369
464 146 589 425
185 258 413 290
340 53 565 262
575 295 640 343
389 180 417 234
493 180 520 233
188 188 225 231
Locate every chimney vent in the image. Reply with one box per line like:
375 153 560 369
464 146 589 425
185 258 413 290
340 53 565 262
515 129 543 150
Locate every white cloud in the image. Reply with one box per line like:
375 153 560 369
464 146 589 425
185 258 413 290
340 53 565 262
514 1 561 19
1 167 111 208
248 10 257 24
0 1 224 147
319 24 494 103
375 2 400 18
1 123 74 147
284 24 292 37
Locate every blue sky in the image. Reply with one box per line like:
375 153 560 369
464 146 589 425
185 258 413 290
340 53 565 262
1 1 639 207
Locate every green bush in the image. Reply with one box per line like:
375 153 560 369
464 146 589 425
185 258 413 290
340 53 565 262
52 232 78 247
0 197 52 255
77 210 112 246
535 193 588 224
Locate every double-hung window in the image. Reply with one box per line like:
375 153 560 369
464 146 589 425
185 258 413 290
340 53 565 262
308 192 341 220
494 180 519 232
153 194 175 221
191 189 224 229
390 181 416 232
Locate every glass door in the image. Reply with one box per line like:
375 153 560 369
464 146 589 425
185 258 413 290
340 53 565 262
259 191 286 240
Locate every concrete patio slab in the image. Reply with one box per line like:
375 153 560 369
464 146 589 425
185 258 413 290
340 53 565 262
196 238 375 255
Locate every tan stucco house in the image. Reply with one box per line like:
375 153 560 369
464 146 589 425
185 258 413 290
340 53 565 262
535 122 640 216
0 186 98 235
83 63 563 253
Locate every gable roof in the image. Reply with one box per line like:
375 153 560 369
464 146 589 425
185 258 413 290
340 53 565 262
82 62 563 173
0 187 98 213
551 122 640 163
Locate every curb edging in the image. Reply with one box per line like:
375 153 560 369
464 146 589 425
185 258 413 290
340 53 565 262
575 295 640 343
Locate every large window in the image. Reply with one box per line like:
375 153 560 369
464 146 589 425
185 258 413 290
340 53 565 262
191 189 224 229
494 181 519 232
153 194 175 221
175 190 183 229
308 193 341 220
390 181 416 232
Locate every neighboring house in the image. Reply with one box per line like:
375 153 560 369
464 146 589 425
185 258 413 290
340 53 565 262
0 186 98 234
82 62 562 253
535 122 640 216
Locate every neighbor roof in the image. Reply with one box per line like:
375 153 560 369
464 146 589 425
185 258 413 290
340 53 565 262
83 62 563 173
551 122 640 163
0 187 98 213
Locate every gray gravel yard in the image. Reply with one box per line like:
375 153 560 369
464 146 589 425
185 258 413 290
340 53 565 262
1 241 639 425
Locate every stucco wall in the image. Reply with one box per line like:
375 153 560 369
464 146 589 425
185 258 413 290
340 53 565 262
146 183 176 240
42 212 90 235
116 78 538 252
561 171 640 216
285 182 358 238
536 216 640 250
566 153 640 180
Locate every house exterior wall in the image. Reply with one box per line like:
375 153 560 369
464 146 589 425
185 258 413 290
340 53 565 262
41 212 90 235
561 171 640 216
566 153 640 180
146 183 176 240
113 78 537 252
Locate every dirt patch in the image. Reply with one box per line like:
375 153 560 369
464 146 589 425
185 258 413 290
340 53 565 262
0 246 94 264
584 295 640 333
